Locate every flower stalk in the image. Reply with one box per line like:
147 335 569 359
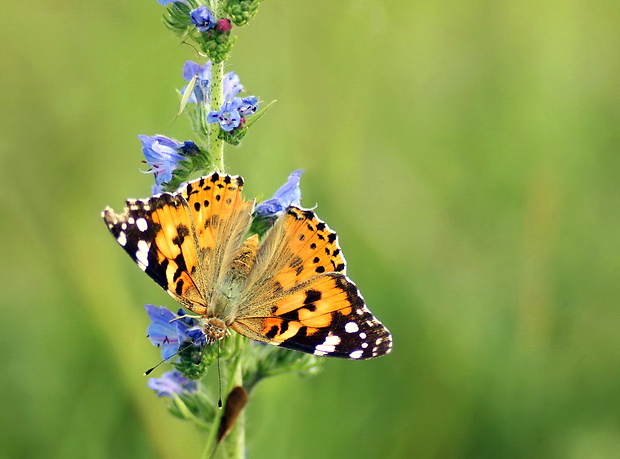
134 1 320 457
209 60 225 172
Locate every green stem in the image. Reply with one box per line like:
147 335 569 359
200 337 246 459
209 56 225 173
224 359 245 459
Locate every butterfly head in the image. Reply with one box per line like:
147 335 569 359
203 317 231 343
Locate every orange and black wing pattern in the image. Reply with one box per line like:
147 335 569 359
102 172 253 315
233 207 392 359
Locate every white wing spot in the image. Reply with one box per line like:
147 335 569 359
349 350 363 359
313 349 328 356
136 240 150 266
323 334 341 346
128 217 135 224
356 309 364 315
362 342 369 348
121 223 127 230
136 218 148 232
345 322 359 333
117 232 127 246
315 343 336 354
359 332 367 339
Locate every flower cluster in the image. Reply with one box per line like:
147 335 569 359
181 60 260 132
159 1 246 62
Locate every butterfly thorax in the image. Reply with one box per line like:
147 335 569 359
205 234 260 333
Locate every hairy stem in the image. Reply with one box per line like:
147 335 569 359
209 60 225 172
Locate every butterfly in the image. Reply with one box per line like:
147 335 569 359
102 172 392 359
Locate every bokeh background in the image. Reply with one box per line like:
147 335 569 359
2 0 620 458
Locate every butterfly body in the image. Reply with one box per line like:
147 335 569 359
103 172 392 359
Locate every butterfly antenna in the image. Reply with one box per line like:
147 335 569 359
143 340 195 376
217 340 223 409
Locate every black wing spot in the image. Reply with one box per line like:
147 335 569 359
298 234 305 241
175 279 185 296
216 194 221 201
307 223 315 231
310 243 317 249
210 172 220 182
193 202 201 211
316 222 326 231
327 233 337 243
265 325 279 340
304 289 322 304
226 198 232 205
313 257 320 263
223 175 232 184
203 200 210 207
315 266 326 274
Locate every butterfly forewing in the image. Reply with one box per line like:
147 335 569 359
177 173 254 307
103 193 207 311
102 173 252 315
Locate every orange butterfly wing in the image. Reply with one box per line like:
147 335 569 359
102 172 253 315
232 207 392 359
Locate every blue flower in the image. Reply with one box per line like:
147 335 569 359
157 0 186 5
145 305 206 360
181 60 212 103
207 99 242 132
255 170 304 217
139 135 185 188
148 370 197 397
190 6 216 32
238 96 259 116
223 71 243 102
180 61 246 107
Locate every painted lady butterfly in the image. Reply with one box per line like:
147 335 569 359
102 172 392 359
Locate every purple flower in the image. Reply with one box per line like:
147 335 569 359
145 305 206 360
255 170 304 217
158 0 187 5
148 370 197 397
207 99 242 131
181 60 212 103
190 6 216 32
238 96 259 116
139 135 185 187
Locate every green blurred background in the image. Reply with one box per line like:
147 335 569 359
2 0 620 457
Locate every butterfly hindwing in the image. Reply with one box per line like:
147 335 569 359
232 272 392 358
233 206 392 359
